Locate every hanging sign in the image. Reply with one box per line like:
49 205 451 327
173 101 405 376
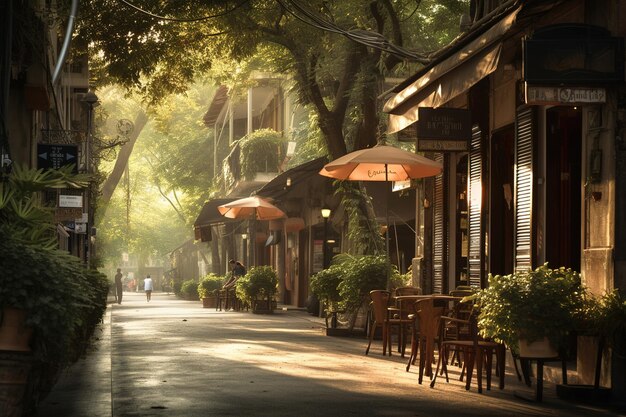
416 107 471 152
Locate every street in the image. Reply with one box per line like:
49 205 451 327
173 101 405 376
38 292 624 417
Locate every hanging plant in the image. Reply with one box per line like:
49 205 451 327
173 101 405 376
238 129 286 180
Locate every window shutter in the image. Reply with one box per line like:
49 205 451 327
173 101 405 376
468 125 483 288
432 153 447 294
514 107 536 272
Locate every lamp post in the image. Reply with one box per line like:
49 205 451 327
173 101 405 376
241 233 248 268
82 91 99 267
321 208 331 269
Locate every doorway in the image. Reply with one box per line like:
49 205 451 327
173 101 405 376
490 126 515 276
545 107 582 271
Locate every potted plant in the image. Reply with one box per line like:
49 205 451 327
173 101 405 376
336 254 397 332
0 164 109 412
310 265 343 329
472 264 586 357
597 289 626 358
179 279 200 301
555 290 622 402
235 266 278 313
198 274 224 308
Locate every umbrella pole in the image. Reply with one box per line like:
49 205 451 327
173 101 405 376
251 211 257 267
385 164 391 287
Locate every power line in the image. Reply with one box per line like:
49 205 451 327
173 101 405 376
117 0 249 23
277 0 429 63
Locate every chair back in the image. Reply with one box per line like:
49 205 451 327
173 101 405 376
369 290 391 323
394 286 421 296
414 298 444 340
449 286 475 298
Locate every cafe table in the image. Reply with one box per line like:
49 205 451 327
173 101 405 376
393 295 463 377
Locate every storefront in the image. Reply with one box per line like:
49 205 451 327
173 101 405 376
384 0 625 394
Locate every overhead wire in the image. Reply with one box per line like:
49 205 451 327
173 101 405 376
277 0 429 63
117 0 249 23
116 0 428 62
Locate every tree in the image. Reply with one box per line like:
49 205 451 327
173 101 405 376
80 0 466 254
79 0 466 157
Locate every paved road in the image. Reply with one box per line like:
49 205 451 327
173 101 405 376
39 292 625 416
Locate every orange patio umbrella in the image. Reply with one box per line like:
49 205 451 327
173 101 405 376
217 196 286 221
319 145 442 276
218 196 286 265
319 145 442 181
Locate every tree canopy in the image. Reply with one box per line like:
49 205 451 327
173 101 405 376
79 0 468 158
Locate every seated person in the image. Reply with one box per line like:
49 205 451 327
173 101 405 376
222 259 246 290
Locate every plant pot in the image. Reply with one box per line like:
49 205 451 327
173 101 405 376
518 337 558 358
0 308 33 352
201 297 217 309
0 352 33 417
252 299 274 314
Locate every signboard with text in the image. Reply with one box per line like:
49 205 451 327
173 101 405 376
525 85 607 105
59 195 83 208
416 107 471 152
37 144 79 172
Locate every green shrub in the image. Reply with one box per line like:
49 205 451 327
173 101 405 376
180 279 199 300
597 290 626 356
239 129 286 180
337 255 396 314
310 265 343 311
198 274 224 299
0 237 106 363
236 266 278 306
473 264 586 353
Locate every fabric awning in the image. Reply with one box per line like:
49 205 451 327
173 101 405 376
384 7 520 133
193 198 238 229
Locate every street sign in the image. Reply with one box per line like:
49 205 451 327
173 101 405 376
37 144 78 172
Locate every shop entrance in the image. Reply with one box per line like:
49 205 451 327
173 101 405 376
545 107 582 271
490 126 515 276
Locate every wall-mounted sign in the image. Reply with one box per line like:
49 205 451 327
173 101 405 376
74 223 87 234
416 107 471 152
55 207 83 222
59 195 83 208
525 85 606 105
37 144 78 172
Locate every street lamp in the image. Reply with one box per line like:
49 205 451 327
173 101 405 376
321 208 331 269
241 233 248 268
82 90 100 174
82 91 99 267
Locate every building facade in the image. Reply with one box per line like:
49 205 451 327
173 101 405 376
384 0 625 396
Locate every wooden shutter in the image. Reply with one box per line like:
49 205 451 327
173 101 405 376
432 153 447 294
514 107 536 272
467 125 483 288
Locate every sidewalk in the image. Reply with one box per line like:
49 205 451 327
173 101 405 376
38 292 625 416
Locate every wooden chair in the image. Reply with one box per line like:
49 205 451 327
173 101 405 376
406 298 445 384
389 286 421 354
365 290 412 356
430 307 505 393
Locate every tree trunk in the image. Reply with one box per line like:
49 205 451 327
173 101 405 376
99 111 148 217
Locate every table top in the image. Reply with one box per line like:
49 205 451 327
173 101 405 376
394 294 463 301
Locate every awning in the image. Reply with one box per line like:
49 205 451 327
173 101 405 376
203 86 229 127
256 157 328 200
384 7 521 133
193 198 238 229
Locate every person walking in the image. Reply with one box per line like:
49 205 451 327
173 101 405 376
144 274 153 302
114 268 124 304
